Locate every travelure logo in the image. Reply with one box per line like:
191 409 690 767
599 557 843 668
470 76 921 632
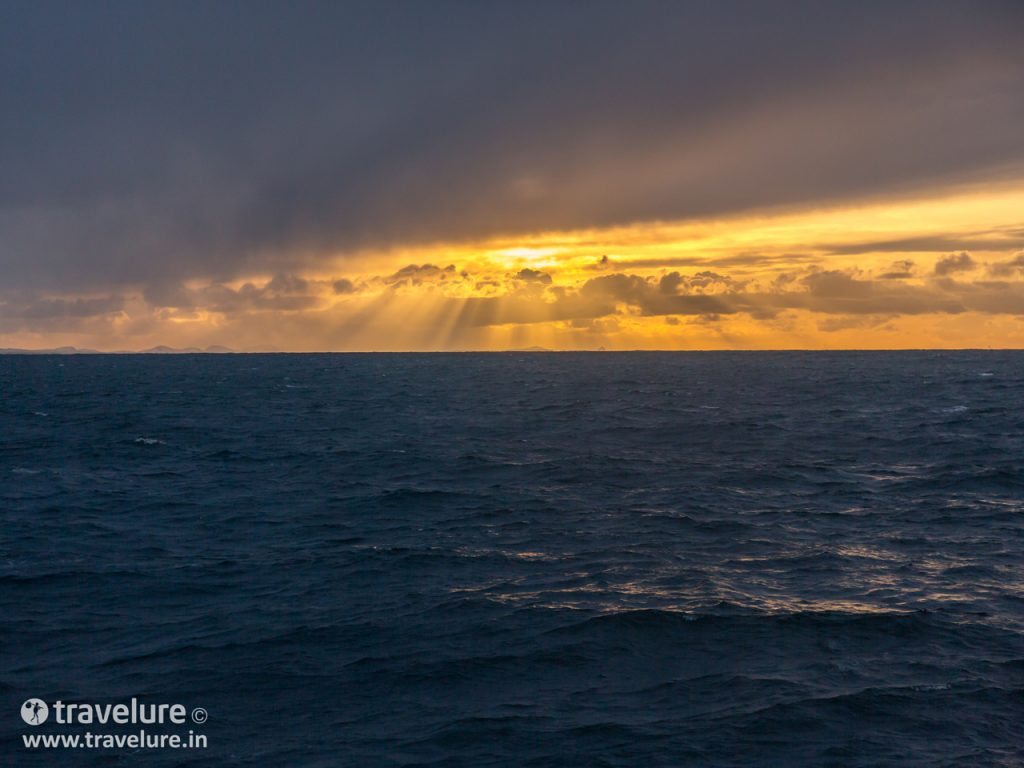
22 700 49 726
19 697 209 752
18 698 199 726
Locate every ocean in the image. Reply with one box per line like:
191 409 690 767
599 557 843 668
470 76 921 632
2 351 1022 766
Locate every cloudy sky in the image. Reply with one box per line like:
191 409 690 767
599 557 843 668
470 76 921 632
3 0 1024 350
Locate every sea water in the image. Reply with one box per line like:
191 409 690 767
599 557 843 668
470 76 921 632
2 351 1022 765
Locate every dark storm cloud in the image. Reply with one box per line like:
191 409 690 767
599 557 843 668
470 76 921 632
659 272 684 294
451 267 1024 329
788 271 964 315
877 260 915 280
582 274 735 316
934 252 977 276
658 270 734 295
513 268 553 284
0 295 124 332
3 0 1024 293
384 264 460 286
988 252 1024 277
4 296 124 320
143 273 317 311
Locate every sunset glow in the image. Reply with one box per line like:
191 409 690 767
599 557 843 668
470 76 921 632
3 1 1023 352
7 183 1024 351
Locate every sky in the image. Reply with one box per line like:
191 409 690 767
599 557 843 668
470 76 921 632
3 0 1024 351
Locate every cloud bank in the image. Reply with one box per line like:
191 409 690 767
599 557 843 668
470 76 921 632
3 2 1024 349
3 1 1024 296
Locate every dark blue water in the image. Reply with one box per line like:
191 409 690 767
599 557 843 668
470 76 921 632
2 352 1023 766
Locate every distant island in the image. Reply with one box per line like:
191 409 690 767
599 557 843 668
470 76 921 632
0 345 237 355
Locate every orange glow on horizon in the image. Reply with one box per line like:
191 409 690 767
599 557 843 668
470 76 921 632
5 182 1024 352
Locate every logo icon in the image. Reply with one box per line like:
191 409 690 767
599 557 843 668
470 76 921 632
21 699 49 726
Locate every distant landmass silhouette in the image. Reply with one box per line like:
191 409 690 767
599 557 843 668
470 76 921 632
0 346 237 354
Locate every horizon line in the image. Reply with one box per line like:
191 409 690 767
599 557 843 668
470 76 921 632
0 347 1018 355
